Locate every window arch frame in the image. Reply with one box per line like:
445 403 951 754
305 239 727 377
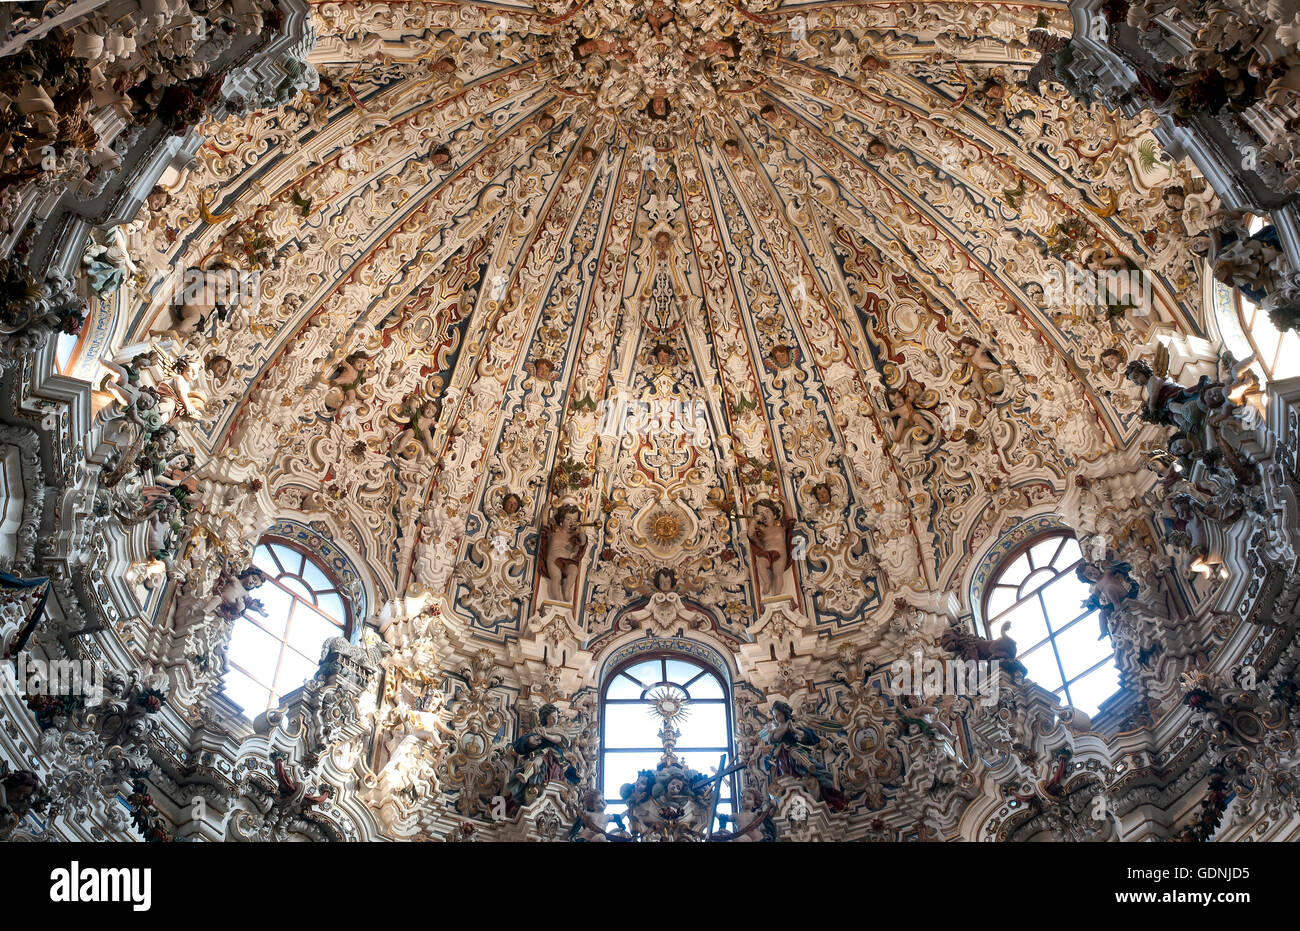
980 530 1119 717
220 537 354 718
598 651 737 826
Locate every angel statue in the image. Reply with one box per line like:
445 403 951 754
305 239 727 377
711 785 776 842
505 703 582 811
205 566 267 621
881 380 939 447
324 351 374 422
390 392 442 461
620 763 721 841
1077 558 1140 638
748 498 795 599
569 788 630 842
758 701 848 811
645 766 714 839
1125 346 1211 428
619 770 658 836
538 504 588 603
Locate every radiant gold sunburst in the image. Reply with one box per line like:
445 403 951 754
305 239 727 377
648 686 689 724
650 513 683 545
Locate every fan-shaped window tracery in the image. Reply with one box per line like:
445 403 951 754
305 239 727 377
982 532 1119 717
221 540 352 718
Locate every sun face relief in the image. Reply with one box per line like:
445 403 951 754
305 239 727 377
542 0 775 146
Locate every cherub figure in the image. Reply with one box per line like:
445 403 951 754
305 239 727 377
0 768 46 839
500 491 524 519
647 768 711 837
767 343 796 369
954 336 1010 397
95 350 161 424
157 354 208 422
881 381 937 446
1125 349 1212 428
646 94 671 120
647 342 677 371
391 393 441 461
571 788 628 841
167 263 242 335
860 53 891 74
524 356 560 387
976 76 1008 110
205 567 267 621
749 498 795 599
759 104 787 128
712 786 775 842
538 504 588 603
620 770 657 836
205 353 233 382
325 351 373 419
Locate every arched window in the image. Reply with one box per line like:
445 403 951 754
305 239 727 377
221 540 351 718
601 654 735 825
982 532 1119 717
1210 213 1300 385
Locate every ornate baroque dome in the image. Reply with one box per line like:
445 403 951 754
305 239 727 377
3 0 1300 848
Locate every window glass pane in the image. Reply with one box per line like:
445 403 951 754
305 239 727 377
622 660 660 686
254 585 292 638
1052 536 1083 568
1277 331 1300 381
227 620 280 684
605 674 643 700
1252 304 1281 365
1040 572 1092 629
664 659 702 685
252 546 281 576
676 751 734 780
1066 663 1121 716
272 544 303 574
684 674 723 699
286 603 342 658
602 751 662 801
1029 537 1063 569
273 649 319 702
1019 643 1063 691
1054 616 1111 680
222 542 350 720
997 552 1030 586
316 593 346 624
601 656 733 827
603 703 660 748
983 533 1121 717
986 585 1017 620
676 702 728 748
280 575 314 601
222 667 269 716
1018 567 1056 599
300 558 332 593
55 331 78 373
998 597 1049 651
